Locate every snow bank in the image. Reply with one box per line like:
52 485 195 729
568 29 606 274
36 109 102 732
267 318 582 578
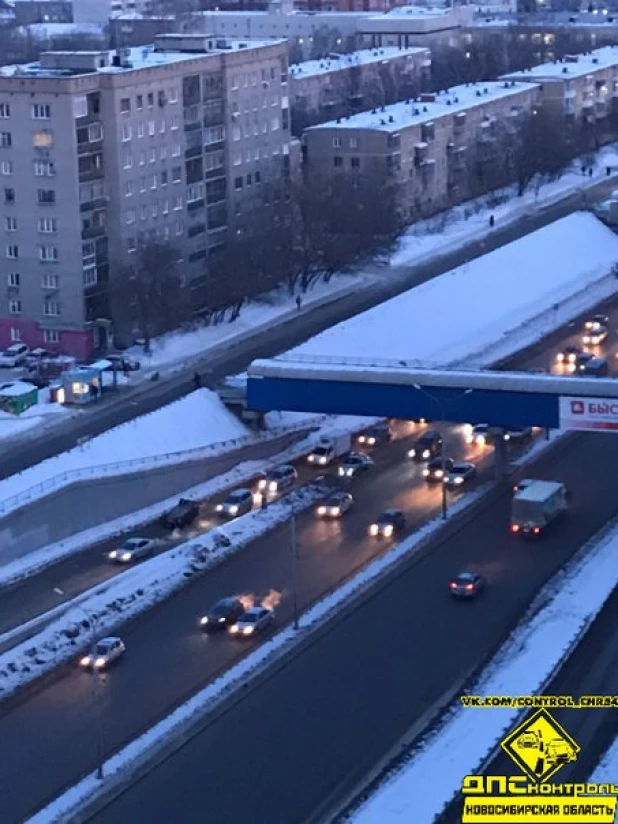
0 482 329 701
348 520 618 823
283 212 618 368
589 734 618 784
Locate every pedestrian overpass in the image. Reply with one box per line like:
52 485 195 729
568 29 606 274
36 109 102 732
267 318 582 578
246 357 618 432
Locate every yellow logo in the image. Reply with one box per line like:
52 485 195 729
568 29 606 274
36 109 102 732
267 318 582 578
500 708 580 783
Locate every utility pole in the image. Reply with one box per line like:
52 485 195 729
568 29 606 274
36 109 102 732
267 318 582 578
290 507 299 630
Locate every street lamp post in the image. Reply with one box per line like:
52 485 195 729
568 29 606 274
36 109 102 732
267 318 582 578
53 590 105 779
290 507 299 630
412 385 473 520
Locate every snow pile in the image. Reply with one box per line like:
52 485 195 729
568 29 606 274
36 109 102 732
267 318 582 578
283 212 618 369
0 481 330 701
348 519 618 824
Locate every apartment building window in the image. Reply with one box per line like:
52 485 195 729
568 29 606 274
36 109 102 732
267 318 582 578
233 153 241 166
139 176 146 192
351 157 360 169
43 300 60 317
161 170 168 186
186 183 203 202
175 221 183 235
140 205 147 221
137 122 144 138
333 137 342 148
159 120 166 134
172 145 181 157
127 236 136 252
147 93 154 107
4 216 15 231
255 170 261 184
124 180 134 197
136 95 143 110
162 226 170 241
168 87 178 103
4 187 14 204
10 327 20 342
79 181 104 203
334 156 343 168
39 245 58 261
172 166 182 182
170 116 179 131
246 173 252 186
148 121 155 136
139 151 146 166
83 268 97 286
37 189 56 205
151 203 158 218
120 98 130 114
121 123 132 142
348 137 358 149
126 209 136 224
6 244 18 258
162 199 169 214
123 150 132 170
32 103 51 119
73 96 87 118
89 123 103 142
160 146 167 160
234 176 243 191
38 218 56 233
231 75 239 90
1 132 11 148
9 299 21 314
149 148 156 163
173 196 182 210
33 130 52 148
42 273 58 289
0 104 10 118
43 329 59 344
232 126 241 141
204 126 224 145
7 272 19 286
151 175 157 190
34 161 55 176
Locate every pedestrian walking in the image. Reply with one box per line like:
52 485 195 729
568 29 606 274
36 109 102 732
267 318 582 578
588 167 593 177
296 295 302 311
489 214 495 228
193 371 201 390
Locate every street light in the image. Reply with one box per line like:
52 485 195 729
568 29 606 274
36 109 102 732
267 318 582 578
53 589 105 780
412 385 473 520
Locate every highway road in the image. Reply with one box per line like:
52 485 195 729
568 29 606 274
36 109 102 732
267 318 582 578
439 579 618 823
0 420 488 822
85 429 618 824
0 176 612 484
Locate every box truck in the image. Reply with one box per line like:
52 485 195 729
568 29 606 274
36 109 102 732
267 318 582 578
510 480 568 536
307 431 352 466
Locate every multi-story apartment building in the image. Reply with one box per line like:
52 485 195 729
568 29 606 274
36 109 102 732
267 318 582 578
0 34 290 356
289 46 430 116
12 0 72 25
501 45 618 123
303 80 540 219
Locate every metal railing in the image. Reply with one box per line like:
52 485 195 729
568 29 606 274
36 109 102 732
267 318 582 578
0 417 326 518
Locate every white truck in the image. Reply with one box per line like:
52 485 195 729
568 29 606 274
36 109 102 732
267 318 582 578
307 431 352 466
510 480 568 536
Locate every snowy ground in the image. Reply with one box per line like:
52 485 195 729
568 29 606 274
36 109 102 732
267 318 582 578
0 482 329 702
346 521 618 823
28 434 565 824
282 212 618 368
0 385 72 440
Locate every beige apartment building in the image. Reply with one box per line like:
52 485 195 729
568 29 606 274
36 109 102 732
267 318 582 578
289 46 430 117
501 45 618 124
0 34 290 356
303 80 541 220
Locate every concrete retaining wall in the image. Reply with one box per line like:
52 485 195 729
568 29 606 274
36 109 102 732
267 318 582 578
0 429 308 564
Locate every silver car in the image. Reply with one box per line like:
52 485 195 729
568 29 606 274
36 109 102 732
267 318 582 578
229 606 274 637
80 637 126 669
216 488 253 519
316 491 354 518
108 537 155 563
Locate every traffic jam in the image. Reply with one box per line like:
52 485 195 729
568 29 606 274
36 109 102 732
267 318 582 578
78 397 570 671
553 314 613 378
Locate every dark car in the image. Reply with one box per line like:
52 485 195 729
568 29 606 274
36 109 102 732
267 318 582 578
555 344 582 365
198 597 245 631
444 461 477 488
423 457 455 482
503 427 532 443
357 423 392 446
369 508 406 537
585 314 609 331
216 488 253 519
580 357 609 377
106 355 141 372
582 325 608 346
449 572 485 599
337 453 374 479
408 430 442 461
161 497 200 529
575 351 595 370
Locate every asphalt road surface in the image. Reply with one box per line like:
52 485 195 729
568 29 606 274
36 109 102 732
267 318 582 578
439 581 618 823
0 177 612 484
85 428 618 824
0 420 487 822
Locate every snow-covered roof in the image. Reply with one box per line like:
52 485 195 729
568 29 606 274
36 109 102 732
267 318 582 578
289 46 429 81
502 45 618 82
368 4 454 18
18 22 105 39
0 381 36 397
307 80 539 133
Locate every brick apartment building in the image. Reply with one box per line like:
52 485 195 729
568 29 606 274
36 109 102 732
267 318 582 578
303 80 541 220
0 34 290 356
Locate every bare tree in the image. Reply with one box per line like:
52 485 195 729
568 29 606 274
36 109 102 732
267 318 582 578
113 241 188 352
507 108 574 196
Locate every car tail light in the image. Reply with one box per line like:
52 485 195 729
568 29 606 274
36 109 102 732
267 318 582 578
450 582 457 589
533 527 540 534
511 524 520 533
465 584 474 591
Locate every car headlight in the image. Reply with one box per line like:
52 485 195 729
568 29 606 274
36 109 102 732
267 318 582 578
308 455 315 462
80 656 91 666
317 506 326 515
216 504 223 511
383 525 394 536
407 449 416 457
218 617 225 623
121 552 132 561
258 479 266 490
268 482 277 492
368 438 376 445
319 456 327 464
346 469 353 476
200 616 209 625
108 551 117 559
465 435 473 444
230 625 239 634
229 505 238 515
555 353 564 362
338 467 345 475
94 658 106 668
358 436 366 443
243 626 254 635
422 450 430 458
583 336 590 344
422 469 429 477
435 470 443 478
330 507 340 516
369 524 379 535
454 476 464 484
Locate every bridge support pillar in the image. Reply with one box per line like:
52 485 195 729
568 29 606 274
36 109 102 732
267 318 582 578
491 429 509 481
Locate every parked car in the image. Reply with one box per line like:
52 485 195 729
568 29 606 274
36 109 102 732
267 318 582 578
0 343 29 368
80 637 125 669
160 498 200 529
356 423 392 446
106 354 141 372
199 597 245 631
108 537 155 563
229 606 274 637
216 488 253 519
257 465 297 494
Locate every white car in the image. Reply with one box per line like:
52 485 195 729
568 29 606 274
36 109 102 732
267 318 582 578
215 488 253 518
108 537 155 563
582 326 608 346
229 606 274 637
316 491 354 517
0 343 29 368
80 637 126 669
257 465 297 494
466 423 490 447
